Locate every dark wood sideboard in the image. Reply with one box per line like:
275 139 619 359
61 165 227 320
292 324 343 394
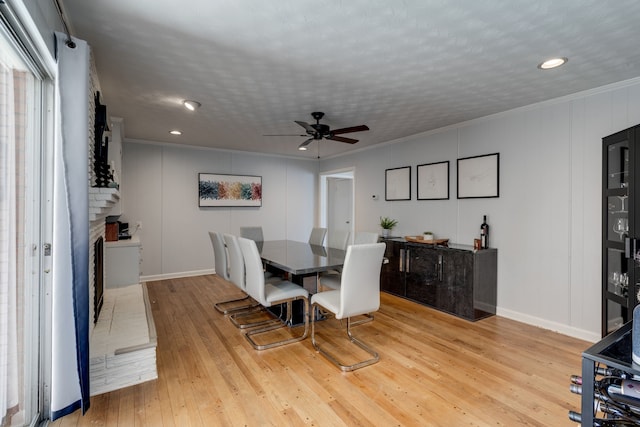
381 238 497 321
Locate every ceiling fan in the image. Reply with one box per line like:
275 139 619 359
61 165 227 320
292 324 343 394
266 112 369 151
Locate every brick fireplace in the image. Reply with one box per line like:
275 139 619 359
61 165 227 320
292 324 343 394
88 188 119 328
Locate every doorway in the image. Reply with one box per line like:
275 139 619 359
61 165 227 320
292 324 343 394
320 168 354 246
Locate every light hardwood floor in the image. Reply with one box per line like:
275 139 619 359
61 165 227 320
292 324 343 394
52 274 589 426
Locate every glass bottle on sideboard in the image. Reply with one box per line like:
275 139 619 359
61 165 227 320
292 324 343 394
602 124 640 336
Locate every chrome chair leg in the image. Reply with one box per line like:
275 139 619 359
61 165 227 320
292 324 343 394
229 305 282 329
214 294 260 315
244 298 309 350
311 302 379 372
347 313 374 326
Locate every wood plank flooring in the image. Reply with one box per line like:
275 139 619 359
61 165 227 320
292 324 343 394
51 274 589 426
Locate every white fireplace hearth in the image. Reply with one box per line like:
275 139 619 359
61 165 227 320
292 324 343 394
88 189 157 396
89 283 157 396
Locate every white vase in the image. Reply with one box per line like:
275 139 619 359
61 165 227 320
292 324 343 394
381 229 390 238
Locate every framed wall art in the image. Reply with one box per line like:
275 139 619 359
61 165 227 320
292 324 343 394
198 173 262 207
457 153 500 199
385 166 411 201
417 161 449 200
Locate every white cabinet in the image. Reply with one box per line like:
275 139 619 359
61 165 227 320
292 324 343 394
105 237 141 288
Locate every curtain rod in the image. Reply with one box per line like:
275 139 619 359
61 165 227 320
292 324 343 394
52 0 75 48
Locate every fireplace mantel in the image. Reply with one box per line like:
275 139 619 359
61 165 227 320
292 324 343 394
89 187 119 222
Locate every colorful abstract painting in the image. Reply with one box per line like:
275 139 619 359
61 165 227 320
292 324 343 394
198 173 262 207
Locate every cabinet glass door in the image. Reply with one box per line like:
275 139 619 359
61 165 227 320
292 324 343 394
606 248 628 299
606 142 629 190
603 131 634 336
607 196 628 242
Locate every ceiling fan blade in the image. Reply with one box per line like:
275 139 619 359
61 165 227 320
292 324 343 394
328 135 359 144
295 120 316 134
330 125 369 135
263 134 307 137
297 138 314 150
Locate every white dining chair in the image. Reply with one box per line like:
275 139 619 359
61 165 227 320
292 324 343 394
320 231 382 290
308 227 327 246
320 229 351 281
327 229 350 250
311 242 386 371
209 231 229 281
214 234 260 314
230 237 309 350
240 226 264 242
239 225 280 279
354 231 380 245
219 234 283 320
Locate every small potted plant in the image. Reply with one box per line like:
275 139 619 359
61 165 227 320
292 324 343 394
379 216 398 238
423 231 434 241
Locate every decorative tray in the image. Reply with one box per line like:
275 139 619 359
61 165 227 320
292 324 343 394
404 236 449 245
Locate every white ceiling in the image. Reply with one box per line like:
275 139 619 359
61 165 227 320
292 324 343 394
60 0 640 159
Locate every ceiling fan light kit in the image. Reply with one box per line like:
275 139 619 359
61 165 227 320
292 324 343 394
183 100 201 111
298 138 314 150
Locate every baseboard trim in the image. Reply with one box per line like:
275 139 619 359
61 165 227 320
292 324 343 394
496 307 600 343
141 269 215 282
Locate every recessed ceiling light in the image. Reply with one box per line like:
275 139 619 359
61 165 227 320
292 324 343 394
298 146 308 151
538 57 568 70
183 100 201 111
169 130 182 135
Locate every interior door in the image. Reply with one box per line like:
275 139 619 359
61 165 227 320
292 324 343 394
327 177 353 246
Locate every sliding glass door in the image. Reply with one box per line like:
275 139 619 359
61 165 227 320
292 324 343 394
0 9 52 426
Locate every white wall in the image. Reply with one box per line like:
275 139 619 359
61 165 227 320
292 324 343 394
23 0 63 56
119 78 640 340
119 142 318 281
320 77 640 341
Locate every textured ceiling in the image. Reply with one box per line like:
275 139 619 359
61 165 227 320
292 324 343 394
61 0 640 159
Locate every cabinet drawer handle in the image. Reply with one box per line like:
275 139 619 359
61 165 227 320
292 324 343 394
405 249 410 273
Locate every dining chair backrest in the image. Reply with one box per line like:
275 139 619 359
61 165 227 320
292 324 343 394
354 231 379 245
308 227 327 246
327 229 350 250
223 234 244 290
237 237 267 305
209 231 229 280
337 243 386 319
240 226 264 242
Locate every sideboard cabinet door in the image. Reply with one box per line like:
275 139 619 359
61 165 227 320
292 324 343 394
380 239 406 296
405 246 440 306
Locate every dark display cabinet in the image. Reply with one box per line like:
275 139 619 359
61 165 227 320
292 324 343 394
381 239 497 321
602 124 640 336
